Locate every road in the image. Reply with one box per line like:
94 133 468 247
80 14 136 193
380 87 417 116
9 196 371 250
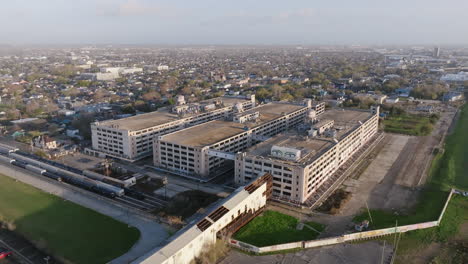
0 163 170 264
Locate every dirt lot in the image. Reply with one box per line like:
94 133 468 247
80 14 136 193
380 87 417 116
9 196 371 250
57 152 103 170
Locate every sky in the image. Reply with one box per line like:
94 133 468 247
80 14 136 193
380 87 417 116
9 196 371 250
1 0 468 45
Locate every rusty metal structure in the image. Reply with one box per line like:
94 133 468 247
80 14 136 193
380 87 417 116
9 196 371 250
217 173 273 238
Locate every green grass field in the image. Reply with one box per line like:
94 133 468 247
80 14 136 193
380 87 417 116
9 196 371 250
0 174 140 264
383 114 435 136
233 211 325 247
356 103 468 262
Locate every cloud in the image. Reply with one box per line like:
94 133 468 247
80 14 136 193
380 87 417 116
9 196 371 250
277 8 314 20
119 0 161 16
203 7 315 28
96 0 181 17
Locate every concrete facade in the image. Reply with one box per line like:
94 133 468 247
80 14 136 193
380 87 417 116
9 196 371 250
90 95 255 161
153 101 316 179
234 106 380 204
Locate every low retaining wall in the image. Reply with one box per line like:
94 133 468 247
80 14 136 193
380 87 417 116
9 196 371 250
232 189 458 254
258 241 302 253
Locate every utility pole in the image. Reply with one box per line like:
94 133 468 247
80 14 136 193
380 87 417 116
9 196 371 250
365 201 373 224
162 176 168 200
390 220 399 264
380 240 386 264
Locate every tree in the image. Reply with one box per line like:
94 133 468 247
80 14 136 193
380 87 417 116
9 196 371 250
381 80 400 93
77 80 91 87
255 88 272 101
280 93 294 101
71 113 95 140
121 104 136 114
142 91 161 101
93 89 107 102
25 101 41 116
410 83 448 100
134 100 151 112
52 64 77 78
48 124 60 136
419 123 433 135
180 86 192 95
62 87 80 97
53 76 69 85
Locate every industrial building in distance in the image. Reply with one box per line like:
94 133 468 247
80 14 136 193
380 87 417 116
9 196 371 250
87 95 256 161
153 99 326 180
235 106 380 205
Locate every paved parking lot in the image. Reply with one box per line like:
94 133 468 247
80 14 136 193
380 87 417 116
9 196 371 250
221 241 393 264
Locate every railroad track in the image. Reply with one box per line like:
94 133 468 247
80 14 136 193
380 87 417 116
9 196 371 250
0 160 165 214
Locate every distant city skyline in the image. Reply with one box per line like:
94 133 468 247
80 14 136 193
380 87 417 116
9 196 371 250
1 0 468 45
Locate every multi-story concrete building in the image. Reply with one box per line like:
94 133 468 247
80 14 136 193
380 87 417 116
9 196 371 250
153 100 321 179
234 106 379 204
88 95 256 161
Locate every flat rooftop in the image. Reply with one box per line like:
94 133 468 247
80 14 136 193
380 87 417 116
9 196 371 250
94 96 251 131
160 102 306 147
246 108 373 166
161 120 247 147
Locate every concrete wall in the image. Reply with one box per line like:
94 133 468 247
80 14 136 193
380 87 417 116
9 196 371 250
258 241 303 253
233 220 439 254
134 176 270 264
231 190 455 254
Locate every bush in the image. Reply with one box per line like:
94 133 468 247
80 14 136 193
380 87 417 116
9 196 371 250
419 123 433 136
192 240 229 264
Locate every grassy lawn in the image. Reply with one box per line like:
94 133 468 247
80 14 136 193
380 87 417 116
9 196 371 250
233 210 324 247
355 103 468 262
0 174 140 264
305 221 326 233
383 113 436 136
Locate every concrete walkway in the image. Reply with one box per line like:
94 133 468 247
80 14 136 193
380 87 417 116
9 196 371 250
0 163 170 264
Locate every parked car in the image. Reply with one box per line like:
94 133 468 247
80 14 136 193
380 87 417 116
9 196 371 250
0 248 12 259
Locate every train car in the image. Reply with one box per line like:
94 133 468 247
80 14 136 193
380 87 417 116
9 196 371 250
0 143 18 154
13 151 82 175
56 168 84 181
25 164 46 175
95 181 125 197
0 155 14 164
83 170 131 188
9 153 48 170
92 186 117 198
11 160 27 169
82 170 106 181
61 173 96 190
123 188 145 200
59 171 124 197
43 172 63 182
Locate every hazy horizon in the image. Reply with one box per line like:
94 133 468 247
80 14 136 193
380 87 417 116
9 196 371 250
1 0 468 46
